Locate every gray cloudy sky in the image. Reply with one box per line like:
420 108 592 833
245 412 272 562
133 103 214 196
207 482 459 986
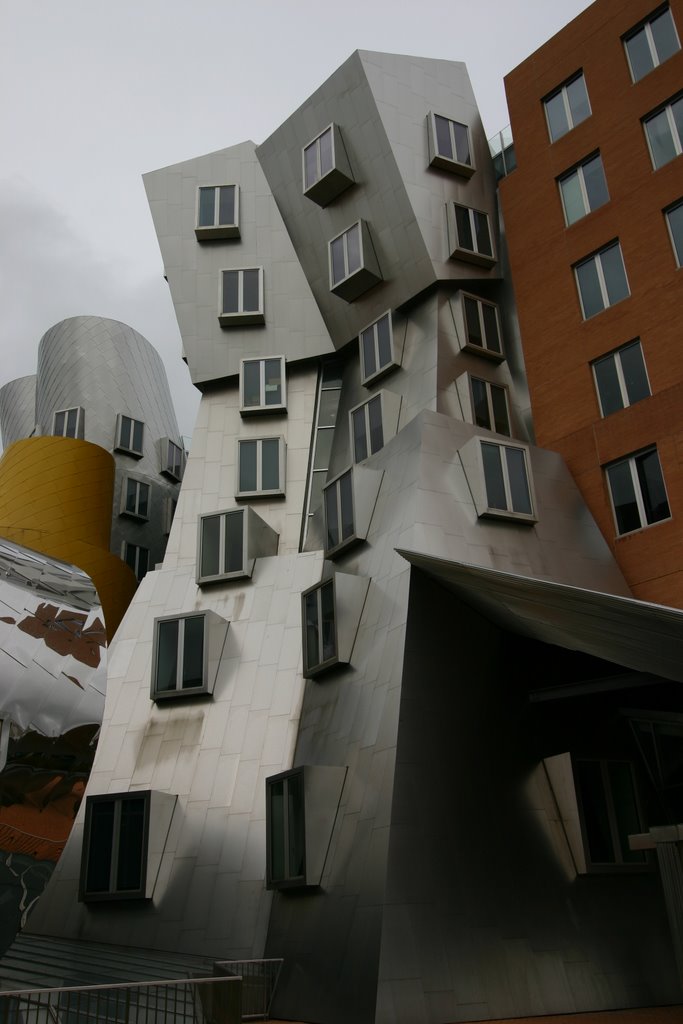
1 0 592 440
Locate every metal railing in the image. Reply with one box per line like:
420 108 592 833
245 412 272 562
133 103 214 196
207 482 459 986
212 961 282 1021
0 973 242 1024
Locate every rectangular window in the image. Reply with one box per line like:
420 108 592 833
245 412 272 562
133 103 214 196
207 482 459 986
428 112 474 176
448 203 495 266
115 414 144 457
359 312 395 385
575 759 646 867
302 123 354 206
152 613 208 699
121 477 150 520
324 469 354 554
481 441 534 518
237 437 285 497
219 267 264 325
161 438 184 481
330 222 362 286
240 356 286 413
624 6 680 82
195 184 239 239
592 340 651 417
544 72 591 142
461 294 504 358
666 199 683 266
123 542 149 582
267 770 306 887
471 378 511 435
351 395 384 463
643 95 683 168
197 508 246 583
328 220 382 300
558 153 609 225
304 127 334 191
80 792 149 901
606 447 670 535
302 579 337 676
575 241 630 318
52 407 83 439
304 361 343 545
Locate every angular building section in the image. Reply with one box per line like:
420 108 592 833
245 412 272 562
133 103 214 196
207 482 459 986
4 30 683 1024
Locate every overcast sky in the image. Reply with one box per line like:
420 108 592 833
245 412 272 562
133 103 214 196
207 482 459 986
1 0 593 441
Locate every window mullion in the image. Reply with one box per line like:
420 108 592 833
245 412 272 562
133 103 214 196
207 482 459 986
630 458 647 525
644 22 656 64
259 361 266 406
562 87 572 129
256 439 263 491
486 383 495 430
614 354 629 407
501 448 513 509
670 105 683 152
595 255 609 306
577 167 590 215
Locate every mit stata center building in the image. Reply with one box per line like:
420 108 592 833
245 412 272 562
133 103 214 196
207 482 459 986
15 1 683 1021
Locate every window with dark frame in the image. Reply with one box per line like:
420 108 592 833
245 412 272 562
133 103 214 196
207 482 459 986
80 792 149 901
605 447 670 535
624 5 680 83
544 72 591 142
592 340 650 417
197 508 246 583
123 542 149 582
267 770 306 888
152 613 207 699
303 579 336 676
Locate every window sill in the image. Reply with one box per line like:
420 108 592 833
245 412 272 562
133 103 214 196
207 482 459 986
304 166 354 208
449 247 496 269
330 265 382 303
429 154 475 177
218 311 265 327
239 404 287 417
195 224 240 241
481 508 537 525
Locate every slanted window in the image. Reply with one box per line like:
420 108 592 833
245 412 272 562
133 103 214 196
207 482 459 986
324 469 354 555
351 395 383 463
304 361 343 542
624 6 680 82
448 203 495 266
461 294 504 359
481 441 534 519
52 407 83 439
161 438 184 482
116 415 144 457
80 792 149 901
123 542 149 582
164 497 177 536
427 112 474 176
267 769 305 887
544 72 591 142
121 477 150 520
328 221 382 302
198 508 247 583
575 759 646 868
302 579 337 676
195 184 239 239
592 340 650 417
240 356 286 414
302 124 354 206
575 241 630 318
359 312 396 386
643 95 683 168
558 153 609 225
470 378 511 435
606 447 670 535
219 268 265 325
152 613 208 699
237 437 285 497
666 199 683 266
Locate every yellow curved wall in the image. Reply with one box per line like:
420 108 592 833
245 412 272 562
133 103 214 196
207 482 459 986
0 437 136 639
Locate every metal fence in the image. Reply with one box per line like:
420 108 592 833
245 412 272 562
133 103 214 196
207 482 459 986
212 961 282 1021
0 974 242 1024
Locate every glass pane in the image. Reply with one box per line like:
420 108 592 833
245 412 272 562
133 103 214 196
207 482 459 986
156 619 179 691
319 127 334 178
313 426 334 470
607 460 640 533
138 548 149 580
125 478 137 514
304 142 318 190
239 440 258 493
352 407 368 463
608 762 646 864
560 171 586 225
66 408 78 437
201 515 221 578
224 511 244 574
453 121 471 165
651 9 680 66
455 205 473 250
325 484 339 549
308 471 325 516
636 449 670 525
376 315 392 369
198 187 215 227
601 244 629 306
545 90 569 141
577 761 614 863
132 419 144 453
218 185 235 226
593 355 624 416
576 257 604 318
116 798 145 891
243 360 261 408
86 802 114 892
120 415 132 447
54 411 65 436
482 443 507 510
222 270 239 313
264 358 282 405
673 97 683 150
287 773 305 878
269 780 285 881
645 109 677 169
434 114 453 159
668 202 683 265
261 438 280 491
471 378 491 430
582 155 609 213
346 224 361 275
506 447 532 515
474 211 492 257
320 580 335 663
137 483 149 518
242 269 261 312
626 29 654 81
368 396 383 455
482 303 501 353
620 341 650 405
339 470 354 542
304 590 320 670
318 388 340 428
464 297 482 346
361 326 376 379
566 74 590 127
330 236 346 284
182 615 204 689
491 385 510 435
124 544 136 573
321 362 343 388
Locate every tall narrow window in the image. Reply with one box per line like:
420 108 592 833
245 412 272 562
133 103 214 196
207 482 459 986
624 7 680 82
428 113 474 176
80 792 149 901
197 508 246 583
351 395 384 463
219 268 264 325
360 312 395 385
643 96 683 168
592 341 650 417
481 442 534 519
606 447 670 535
324 469 355 554
267 770 306 887
152 614 207 699
575 242 630 318
665 199 683 266
52 407 83 439
544 72 591 142
240 356 286 413
237 437 285 497
161 438 184 482
195 184 239 239
304 361 343 543
461 294 504 358
302 579 337 676
471 379 511 435
448 204 495 266
123 542 149 582
121 478 150 520
558 153 609 225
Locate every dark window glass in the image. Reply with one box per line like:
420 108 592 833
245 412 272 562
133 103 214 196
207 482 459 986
545 90 569 141
506 447 532 514
156 619 179 691
240 440 258 493
269 780 285 881
482 443 506 511
491 385 510 435
668 201 683 265
182 616 204 689
304 143 317 190
376 316 392 369
583 154 609 212
201 515 220 578
621 341 650 405
435 114 453 159
261 438 280 491
54 411 65 436
472 378 491 429
224 511 244 574
304 590 320 670
651 8 680 64
66 409 78 437
339 470 354 542
242 269 261 312
455 205 473 250
132 419 144 453
264 358 282 405
222 270 239 314
474 211 493 256
637 448 670 525
626 27 655 80
138 483 149 518
86 801 114 892
320 581 335 663
287 773 305 878
198 187 215 227
607 459 640 534
346 224 361 276
361 325 376 379
116 798 145 891
325 483 339 549
464 296 483 346
331 236 345 284
577 760 614 862
243 360 261 407
218 185 235 226
576 257 604 318
368 396 383 455
352 407 368 463
593 355 624 416
601 243 629 305
319 128 334 177
482 304 501 353
313 426 334 469
566 74 590 125
608 762 646 864
453 121 471 164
